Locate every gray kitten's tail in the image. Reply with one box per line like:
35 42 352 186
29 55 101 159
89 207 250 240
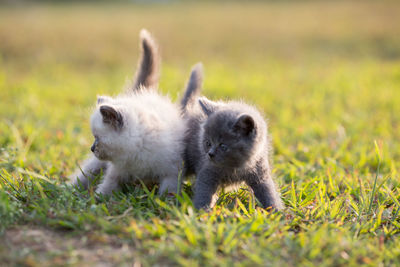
131 29 160 90
181 63 204 111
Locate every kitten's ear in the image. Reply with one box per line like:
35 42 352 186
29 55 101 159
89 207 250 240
198 97 218 116
233 114 255 135
100 105 123 130
97 96 111 105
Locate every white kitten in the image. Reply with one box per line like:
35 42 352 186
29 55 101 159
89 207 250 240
90 89 185 195
70 29 185 196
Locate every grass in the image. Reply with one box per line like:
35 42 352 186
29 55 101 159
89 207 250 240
1 1 400 266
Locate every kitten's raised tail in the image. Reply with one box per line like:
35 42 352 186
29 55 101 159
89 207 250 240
181 63 204 111
131 29 160 91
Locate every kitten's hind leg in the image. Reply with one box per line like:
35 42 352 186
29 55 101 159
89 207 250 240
70 155 107 189
193 168 219 210
159 175 179 196
95 166 121 196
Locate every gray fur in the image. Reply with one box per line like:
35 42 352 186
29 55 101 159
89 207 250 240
198 97 218 116
131 29 160 91
181 63 203 111
183 96 283 211
99 105 123 130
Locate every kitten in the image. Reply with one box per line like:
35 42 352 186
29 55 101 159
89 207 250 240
70 29 185 196
181 69 283 211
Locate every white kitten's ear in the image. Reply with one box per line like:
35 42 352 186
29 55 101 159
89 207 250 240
99 105 123 130
97 96 111 105
233 114 255 135
198 97 218 116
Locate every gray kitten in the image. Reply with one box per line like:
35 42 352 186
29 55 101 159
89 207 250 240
181 68 283 211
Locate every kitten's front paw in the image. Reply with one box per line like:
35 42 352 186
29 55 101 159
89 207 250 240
95 181 120 197
194 201 213 212
69 175 89 190
194 199 212 211
95 187 112 196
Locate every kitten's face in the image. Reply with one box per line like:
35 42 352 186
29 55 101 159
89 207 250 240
90 97 127 161
201 111 256 168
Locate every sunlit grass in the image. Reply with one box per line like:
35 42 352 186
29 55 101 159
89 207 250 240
1 1 400 266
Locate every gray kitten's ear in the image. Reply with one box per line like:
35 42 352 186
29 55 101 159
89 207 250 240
100 105 123 130
233 114 255 135
198 97 218 116
97 96 112 105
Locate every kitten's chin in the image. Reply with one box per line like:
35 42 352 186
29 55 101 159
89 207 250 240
93 153 109 161
208 158 226 168
208 158 246 169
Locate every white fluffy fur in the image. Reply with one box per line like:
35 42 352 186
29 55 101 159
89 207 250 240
71 89 186 196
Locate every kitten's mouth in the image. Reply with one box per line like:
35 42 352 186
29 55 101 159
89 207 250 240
93 151 107 161
207 157 220 166
208 157 242 169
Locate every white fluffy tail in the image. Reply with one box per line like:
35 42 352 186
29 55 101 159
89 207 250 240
131 29 160 91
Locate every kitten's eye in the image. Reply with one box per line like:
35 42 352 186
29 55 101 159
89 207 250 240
205 140 211 147
220 144 228 151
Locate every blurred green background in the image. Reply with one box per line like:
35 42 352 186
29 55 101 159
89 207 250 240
1 0 399 174
1 1 400 266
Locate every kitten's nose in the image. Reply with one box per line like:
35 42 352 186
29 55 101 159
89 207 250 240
91 143 96 153
208 151 215 159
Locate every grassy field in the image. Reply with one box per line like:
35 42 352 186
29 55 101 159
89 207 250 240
1 1 400 266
